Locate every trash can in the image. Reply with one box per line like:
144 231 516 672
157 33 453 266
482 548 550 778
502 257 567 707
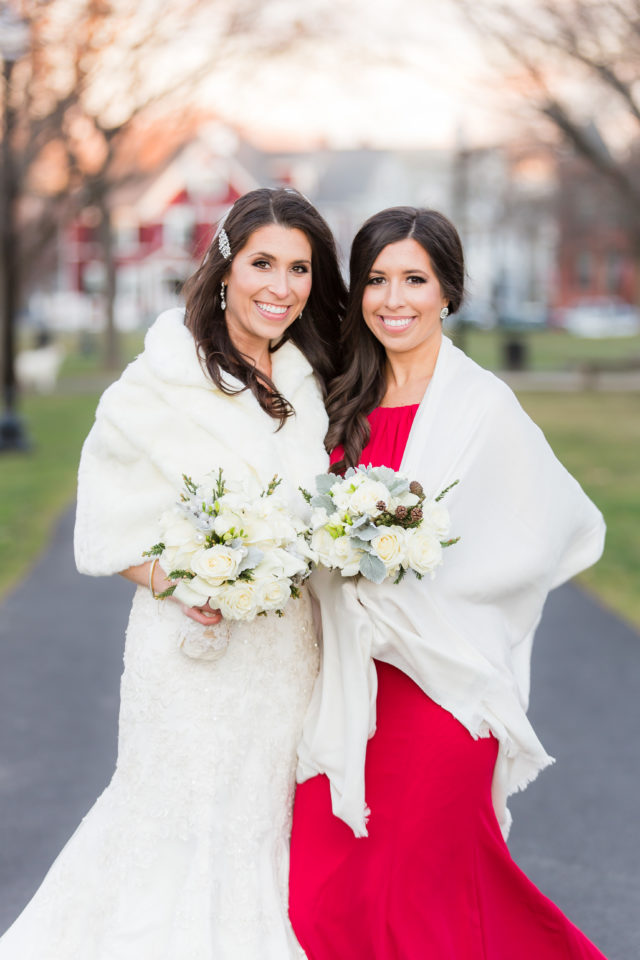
502 336 528 371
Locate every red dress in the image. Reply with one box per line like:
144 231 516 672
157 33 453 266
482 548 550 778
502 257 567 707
289 404 608 960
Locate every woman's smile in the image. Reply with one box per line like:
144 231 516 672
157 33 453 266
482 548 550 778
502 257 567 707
377 314 416 331
254 300 293 321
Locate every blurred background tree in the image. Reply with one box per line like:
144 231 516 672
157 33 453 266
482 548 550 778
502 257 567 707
9 0 333 368
452 0 640 306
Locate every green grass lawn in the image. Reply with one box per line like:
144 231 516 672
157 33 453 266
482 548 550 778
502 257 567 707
517 391 640 630
452 326 640 372
0 327 148 597
0 392 100 598
56 330 145 380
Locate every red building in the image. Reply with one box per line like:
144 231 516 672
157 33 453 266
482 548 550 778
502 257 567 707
554 129 639 310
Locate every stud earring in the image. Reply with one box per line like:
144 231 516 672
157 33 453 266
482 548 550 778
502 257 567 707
440 306 449 321
220 281 227 311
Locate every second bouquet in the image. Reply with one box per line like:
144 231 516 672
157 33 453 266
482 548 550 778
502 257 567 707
302 465 459 584
145 469 314 622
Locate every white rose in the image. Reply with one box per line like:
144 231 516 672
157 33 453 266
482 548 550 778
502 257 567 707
212 509 245 539
421 501 451 539
275 547 309 579
290 534 317 565
253 551 283 580
405 528 443 577
172 575 215 608
255 548 306 581
160 545 183 573
217 581 259 621
332 535 365 577
347 478 391 517
240 515 275 546
256 577 292 611
160 509 199 549
310 506 330 530
190 545 245 585
255 495 294 523
370 527 406 570
158 511 203 570
161 516 205 573
214 486 253 512
330 477 355 512
390 490 420 509
311 527 338 567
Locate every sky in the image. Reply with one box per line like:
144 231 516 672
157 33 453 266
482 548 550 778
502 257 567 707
36 0 633 156
197 0 514 150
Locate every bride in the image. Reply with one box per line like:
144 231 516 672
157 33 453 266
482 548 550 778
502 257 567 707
0 187 346 960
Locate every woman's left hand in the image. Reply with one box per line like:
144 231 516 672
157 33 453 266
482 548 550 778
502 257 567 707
180 601 223 626
119 561 222 625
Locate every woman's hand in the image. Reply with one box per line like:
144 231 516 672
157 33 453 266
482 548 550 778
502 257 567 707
179 601 222 626
118 561 222 626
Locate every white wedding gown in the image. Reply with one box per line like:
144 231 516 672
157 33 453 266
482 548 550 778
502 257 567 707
0 586 319 959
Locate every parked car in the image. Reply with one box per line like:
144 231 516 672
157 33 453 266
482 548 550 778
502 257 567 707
561 297 640 338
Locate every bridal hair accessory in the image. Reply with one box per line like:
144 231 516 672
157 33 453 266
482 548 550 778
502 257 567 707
220 281 227 311
218 228 231 260
440 306 449 320
202 205 233 265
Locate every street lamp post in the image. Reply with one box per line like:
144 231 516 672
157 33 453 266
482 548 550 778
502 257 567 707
0 6 30 452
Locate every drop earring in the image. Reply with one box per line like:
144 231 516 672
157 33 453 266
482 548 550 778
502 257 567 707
440 306 449 321
220 282 227 311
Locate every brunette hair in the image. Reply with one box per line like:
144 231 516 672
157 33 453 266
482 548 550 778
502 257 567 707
326 206 464 471
184 187 346 427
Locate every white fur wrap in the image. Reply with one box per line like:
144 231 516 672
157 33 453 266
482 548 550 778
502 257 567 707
74 309 329 576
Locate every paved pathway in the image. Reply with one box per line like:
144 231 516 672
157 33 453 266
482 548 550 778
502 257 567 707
0 507 638 958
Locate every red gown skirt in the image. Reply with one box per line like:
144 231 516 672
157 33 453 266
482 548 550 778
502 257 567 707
289 405 608 959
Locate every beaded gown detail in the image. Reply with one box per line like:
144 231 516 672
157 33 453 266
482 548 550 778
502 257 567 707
289 404 608 960
0 587 318 960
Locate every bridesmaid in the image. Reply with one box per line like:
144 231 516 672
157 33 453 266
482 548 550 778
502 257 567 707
290 206 608 959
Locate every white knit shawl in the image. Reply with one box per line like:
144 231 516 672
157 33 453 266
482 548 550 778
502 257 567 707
296 335 605 839
74 309 329 577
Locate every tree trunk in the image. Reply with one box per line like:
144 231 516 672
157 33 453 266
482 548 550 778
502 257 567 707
633 234 640 312
96 191 119 370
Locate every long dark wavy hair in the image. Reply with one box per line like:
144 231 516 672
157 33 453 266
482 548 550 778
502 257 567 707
326 206 465 471
184 187 346 427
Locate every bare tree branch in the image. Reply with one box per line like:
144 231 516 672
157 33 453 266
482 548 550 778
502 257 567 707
450 0 640 219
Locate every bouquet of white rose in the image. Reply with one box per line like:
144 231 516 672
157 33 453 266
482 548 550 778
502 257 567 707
144 469 314 622
301 465 459 584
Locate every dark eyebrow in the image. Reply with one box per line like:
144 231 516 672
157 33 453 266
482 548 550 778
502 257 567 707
248 250 311 265
368 268 428 275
